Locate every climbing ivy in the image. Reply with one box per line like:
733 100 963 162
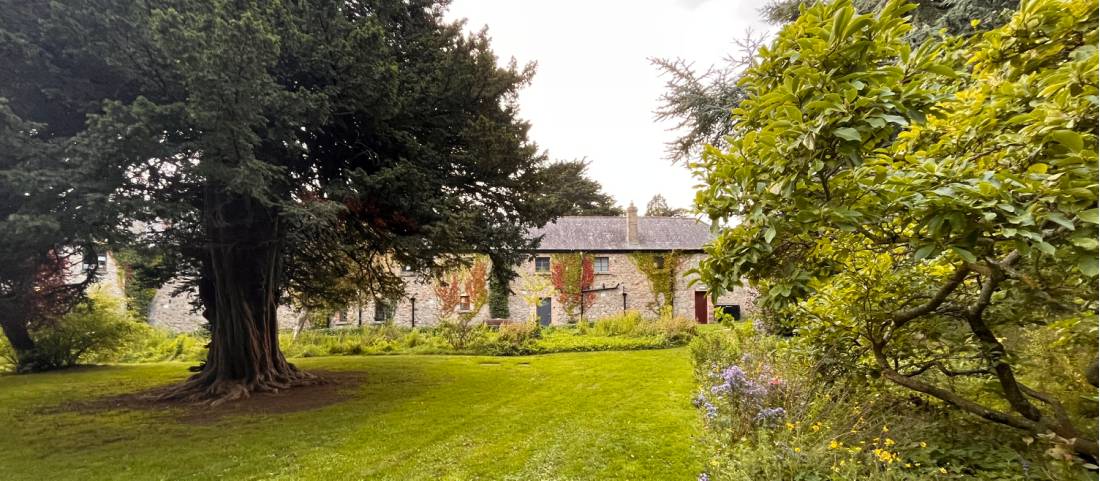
629 251 683 314
550 253 594 322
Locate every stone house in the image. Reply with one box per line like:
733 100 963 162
357 204 755 328
144 205 755 331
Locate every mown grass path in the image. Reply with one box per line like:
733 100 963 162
0 349 700 480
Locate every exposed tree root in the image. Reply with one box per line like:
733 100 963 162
153 364 323 406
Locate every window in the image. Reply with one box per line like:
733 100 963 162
654 255 665 269
459 295 471 312
594 257 609 273
373 299 394 323
535 256 551 273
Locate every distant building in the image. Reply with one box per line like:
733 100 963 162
143 204 755 331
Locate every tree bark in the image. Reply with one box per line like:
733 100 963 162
157 189 316 405
0 304 36 369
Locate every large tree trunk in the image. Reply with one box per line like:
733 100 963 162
0 303 36 371
158 189 315 405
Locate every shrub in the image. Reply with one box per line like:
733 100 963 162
22 291 136 371
654 308 695 343
689 326 1094 481
592 310 644 336
490 321 540 355
438 316 486 351
117 325 207 363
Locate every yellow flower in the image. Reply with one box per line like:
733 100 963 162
970 18 981 27
829 440 842 449
884 438 896 447
794 447 801 453
920 442 928 448
786 422 796 431
905 463 912 468
811 422 823 432
882 425 889 433
939 467 948 474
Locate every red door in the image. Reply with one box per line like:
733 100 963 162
694 291 708 324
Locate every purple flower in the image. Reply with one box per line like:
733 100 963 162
703 401 718 420
753 406 786 426
698 473 710 481
692 392 706 408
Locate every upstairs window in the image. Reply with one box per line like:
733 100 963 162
535 256 551 273
594 257 609 273
459 295 471 312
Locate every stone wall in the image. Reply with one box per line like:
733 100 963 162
354 252 756 327
147 279 303 333
143 252 757 332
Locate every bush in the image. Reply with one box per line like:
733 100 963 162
117 325 207 363
654 309 696 343
21 291 136 371
437 316 487 351
489 321 540 355
592 310 644 336
689 326 1094 481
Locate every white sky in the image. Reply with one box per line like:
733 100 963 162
445 0 772 212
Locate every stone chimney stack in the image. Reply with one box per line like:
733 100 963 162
626 202 639 245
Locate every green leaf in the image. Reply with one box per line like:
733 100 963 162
1046 212 1074 230
764 226 776 243
1079 208 1099 224
924 63 958 78
1036 241 1057 255
833 127 862 142
1078 255 1099 277
880 114 908 126
1050 130 1083 152
951 246 977 263
914 244 937 259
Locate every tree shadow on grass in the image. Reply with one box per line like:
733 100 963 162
37 369 370 424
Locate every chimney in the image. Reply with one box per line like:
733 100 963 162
626 202 639 245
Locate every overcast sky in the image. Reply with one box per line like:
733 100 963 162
445 0 772 212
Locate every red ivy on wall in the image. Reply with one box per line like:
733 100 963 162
549 254 595 321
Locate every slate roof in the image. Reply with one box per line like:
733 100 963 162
528 216 714 252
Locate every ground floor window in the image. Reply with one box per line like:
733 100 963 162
374 299 395 323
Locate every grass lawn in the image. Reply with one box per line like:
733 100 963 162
0 349 701 480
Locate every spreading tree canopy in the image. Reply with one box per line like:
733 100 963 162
0 1 139 371
538 160 623 216
694 0 1098 458
2 0 562 402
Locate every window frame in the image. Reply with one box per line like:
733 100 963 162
594 256 610 274
534 256 551 273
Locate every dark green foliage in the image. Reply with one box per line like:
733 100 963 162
538 160 623 216
112 248 170 320
0 0 572 398
644 194 687 217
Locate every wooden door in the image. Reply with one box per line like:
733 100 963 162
694 291 708 324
